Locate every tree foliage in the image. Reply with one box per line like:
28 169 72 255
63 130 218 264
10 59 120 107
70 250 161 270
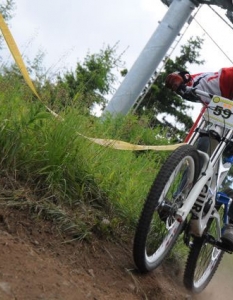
134 36 205 132
0 0 15 20
0 0 15 51
55 44 125 112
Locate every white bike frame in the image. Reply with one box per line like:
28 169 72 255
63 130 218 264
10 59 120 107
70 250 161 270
175 88 233 237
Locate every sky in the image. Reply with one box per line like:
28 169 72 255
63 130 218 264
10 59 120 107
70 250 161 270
2 0 233 119
2 0 168 74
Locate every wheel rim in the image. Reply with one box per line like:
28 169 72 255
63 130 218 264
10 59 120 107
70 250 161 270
146 221 181 263
145 156 196 265
193 215 223 289
193 244 221 289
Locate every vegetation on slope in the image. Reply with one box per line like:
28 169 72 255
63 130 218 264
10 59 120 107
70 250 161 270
0 0 205 266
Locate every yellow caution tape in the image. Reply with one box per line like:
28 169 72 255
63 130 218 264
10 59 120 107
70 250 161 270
0 14 39 98
0 14 60 119
0 13 185 151
79 134 186 151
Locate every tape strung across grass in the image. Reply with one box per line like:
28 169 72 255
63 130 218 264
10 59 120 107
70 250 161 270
78 134 186 151
0 13 185 152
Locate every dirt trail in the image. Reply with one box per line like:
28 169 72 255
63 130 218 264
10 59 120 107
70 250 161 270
194 254 233 300
0 206 232 300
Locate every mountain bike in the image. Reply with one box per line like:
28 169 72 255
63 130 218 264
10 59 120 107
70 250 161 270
133 86 233 293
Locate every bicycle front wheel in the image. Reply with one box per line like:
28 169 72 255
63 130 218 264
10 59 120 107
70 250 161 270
133 145 200 273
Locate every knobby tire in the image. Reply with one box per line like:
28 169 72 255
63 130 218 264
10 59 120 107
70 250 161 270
133 145 200 273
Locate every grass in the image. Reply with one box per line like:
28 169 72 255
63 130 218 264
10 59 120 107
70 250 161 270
0 75 176 243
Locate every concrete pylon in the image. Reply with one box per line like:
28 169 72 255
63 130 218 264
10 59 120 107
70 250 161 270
102 0 198 117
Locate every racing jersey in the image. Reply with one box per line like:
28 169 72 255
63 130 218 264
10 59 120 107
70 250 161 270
184 67 233 101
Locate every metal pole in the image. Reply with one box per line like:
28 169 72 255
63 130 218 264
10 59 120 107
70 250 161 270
102 0 198 116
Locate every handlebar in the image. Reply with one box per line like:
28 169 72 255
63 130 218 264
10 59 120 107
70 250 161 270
184 86 214 100
177 85 214 106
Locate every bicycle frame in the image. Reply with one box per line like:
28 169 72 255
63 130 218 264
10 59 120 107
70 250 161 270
175 88 233 238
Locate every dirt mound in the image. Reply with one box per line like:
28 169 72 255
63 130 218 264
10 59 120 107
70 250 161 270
0 206 193 300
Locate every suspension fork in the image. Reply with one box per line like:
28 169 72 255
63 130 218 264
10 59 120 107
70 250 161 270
175 152 213 224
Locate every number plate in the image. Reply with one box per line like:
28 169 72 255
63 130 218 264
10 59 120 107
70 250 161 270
204 96 233 129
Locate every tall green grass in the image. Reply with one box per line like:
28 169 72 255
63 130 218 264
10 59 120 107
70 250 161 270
0 76 174 239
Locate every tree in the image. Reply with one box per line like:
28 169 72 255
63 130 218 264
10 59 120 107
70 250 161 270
0 0 15 50
134 36 205 132
56 44 125 113
0 0 15 19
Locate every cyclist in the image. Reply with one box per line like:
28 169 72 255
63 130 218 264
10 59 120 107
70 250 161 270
165 67 233 251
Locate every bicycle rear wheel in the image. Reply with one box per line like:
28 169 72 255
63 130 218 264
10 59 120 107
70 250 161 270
133 145 200 272
184 213 224 293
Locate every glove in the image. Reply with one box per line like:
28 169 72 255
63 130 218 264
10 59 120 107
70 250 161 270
165 73 184 92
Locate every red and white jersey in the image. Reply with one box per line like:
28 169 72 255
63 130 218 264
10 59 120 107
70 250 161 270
187 67 233 101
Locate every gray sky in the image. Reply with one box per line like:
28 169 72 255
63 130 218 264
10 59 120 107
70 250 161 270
4 0 167 74
4 1 233 74
2 0 233 119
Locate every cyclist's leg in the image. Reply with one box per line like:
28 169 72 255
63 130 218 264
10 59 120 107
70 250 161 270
196 136 209 153
195 136 210 167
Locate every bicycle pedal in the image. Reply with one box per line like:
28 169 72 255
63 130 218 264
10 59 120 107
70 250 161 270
215 240 233 254
204 234 233 253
